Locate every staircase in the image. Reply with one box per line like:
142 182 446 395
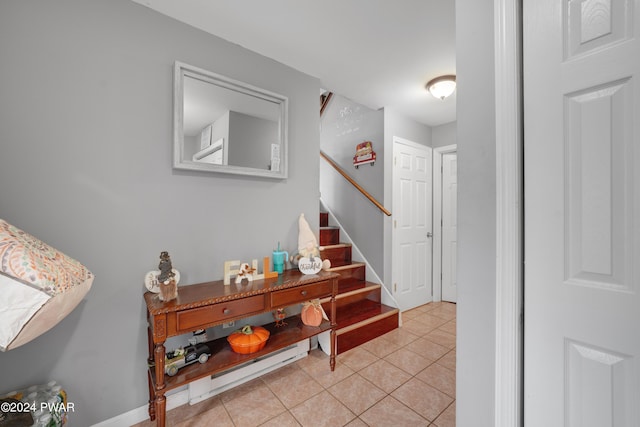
318 212 399 354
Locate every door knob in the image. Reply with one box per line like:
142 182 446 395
427 232 433 238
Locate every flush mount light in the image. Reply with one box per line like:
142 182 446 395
426 75 456 100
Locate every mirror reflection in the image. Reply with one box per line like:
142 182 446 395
174 62 288 178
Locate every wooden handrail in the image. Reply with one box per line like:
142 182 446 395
320 92 333 116
320 150 391 216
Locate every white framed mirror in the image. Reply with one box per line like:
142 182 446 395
173 61 288 178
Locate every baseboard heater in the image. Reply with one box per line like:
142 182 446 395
188 339 310 404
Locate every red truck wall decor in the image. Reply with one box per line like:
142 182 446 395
353 141 376 168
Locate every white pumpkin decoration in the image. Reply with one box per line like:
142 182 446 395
298 256 323 275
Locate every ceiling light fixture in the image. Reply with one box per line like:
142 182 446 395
426 75 456 100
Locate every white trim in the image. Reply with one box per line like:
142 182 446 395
494 0 523 426
90 389 189 427
91 342 310 426
432 144 457 302
319 200 398 310
392 135 428 151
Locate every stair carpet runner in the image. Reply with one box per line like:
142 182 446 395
318 212 399 354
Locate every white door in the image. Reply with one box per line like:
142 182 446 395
441 152 457 302
392 137 432 311
524 0 640 425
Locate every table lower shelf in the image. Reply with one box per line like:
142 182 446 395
149 314 332 392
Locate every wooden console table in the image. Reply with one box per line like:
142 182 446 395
144 270 339 427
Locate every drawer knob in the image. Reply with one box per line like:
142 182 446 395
301 290 308 296
223 308 231 315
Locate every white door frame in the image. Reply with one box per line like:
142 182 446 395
494 0 523 426
432 144 457 303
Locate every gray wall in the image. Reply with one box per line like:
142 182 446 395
319 94 385 276
0 1 320 425
382 108 432 291
228 111 278 170
456 0 497 425
432 121 457 148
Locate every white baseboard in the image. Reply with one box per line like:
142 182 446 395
91 340 309 427
90 388 189 427
318 199 398 309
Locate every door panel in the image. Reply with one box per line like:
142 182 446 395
524 0 640 425
392 137 432 311
565 79 632 291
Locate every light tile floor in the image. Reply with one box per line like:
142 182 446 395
133 302 456 427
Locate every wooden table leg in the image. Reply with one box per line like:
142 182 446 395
155 393 166 427
146 316 156 421
154 343 166 426
147 372 156 421
329 281 337 371
154 343 165 387
330 329 336 371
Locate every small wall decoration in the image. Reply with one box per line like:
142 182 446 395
353 141 376 168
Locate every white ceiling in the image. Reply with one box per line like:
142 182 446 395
132 0 456 127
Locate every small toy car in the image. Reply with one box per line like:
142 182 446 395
165 343 211 376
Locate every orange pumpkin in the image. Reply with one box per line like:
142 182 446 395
227 325 270 354
301 300 324 326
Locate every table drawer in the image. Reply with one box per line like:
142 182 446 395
176 295 265 332
271 280 332 307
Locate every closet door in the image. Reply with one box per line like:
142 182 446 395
524 0 640 425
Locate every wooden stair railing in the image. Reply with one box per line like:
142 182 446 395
320 91 333 116
320 150 391 216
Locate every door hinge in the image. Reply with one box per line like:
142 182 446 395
393 283 397 293
394 220 397 228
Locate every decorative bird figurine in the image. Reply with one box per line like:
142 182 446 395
273 308 287 327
